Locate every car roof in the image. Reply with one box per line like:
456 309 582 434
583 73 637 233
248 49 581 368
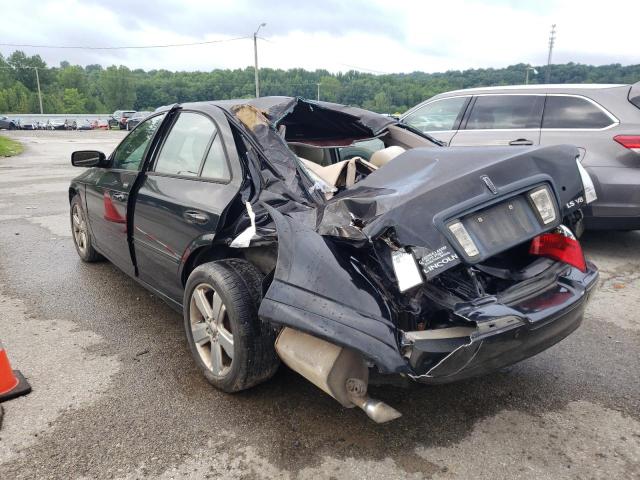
433 84 628 97
161 96 397 135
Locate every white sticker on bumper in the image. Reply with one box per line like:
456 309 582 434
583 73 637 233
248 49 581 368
391 250 424 292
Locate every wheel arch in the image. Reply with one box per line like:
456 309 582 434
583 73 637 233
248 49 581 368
180 242 278 290
179 240 235 288
69 185 79 203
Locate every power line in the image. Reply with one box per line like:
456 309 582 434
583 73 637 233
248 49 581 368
337 63 390 75
0 36 251 50
2 35 391 74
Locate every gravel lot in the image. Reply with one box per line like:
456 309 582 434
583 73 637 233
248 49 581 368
0 130 638 479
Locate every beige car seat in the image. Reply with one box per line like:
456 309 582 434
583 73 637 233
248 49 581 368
369 146 406 167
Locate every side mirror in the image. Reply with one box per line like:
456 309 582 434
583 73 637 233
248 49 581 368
71 150 108 168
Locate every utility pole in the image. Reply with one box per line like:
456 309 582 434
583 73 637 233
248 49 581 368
253 23 266 98
316 83 320 101
34 67 43 114
545 24 556 84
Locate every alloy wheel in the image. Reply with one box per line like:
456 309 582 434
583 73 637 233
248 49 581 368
189 284 234 376
72 204 88 255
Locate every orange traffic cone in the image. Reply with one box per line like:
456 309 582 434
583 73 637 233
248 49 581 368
0 341 31 403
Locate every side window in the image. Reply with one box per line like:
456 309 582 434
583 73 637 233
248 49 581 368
403 97 468 132
465 95 543 130
200 133 230 180
112 114 165 171
542 96 614 129
154 112 215 177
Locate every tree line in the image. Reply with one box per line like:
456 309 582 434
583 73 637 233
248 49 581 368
1 50 639 115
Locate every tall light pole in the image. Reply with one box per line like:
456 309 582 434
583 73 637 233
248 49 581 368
545 24 556 83
34 67 43 114
253 22 266 98
316 83 321 101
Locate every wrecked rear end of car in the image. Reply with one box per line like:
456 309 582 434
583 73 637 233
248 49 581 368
213 97 598 422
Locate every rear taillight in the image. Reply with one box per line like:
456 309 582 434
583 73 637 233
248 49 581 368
529 229 587 272
613 135 640 153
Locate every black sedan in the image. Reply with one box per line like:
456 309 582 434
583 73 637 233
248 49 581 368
69 97 598 422
125 111 151 130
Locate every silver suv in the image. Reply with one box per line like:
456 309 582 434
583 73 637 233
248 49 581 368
402 83 640 230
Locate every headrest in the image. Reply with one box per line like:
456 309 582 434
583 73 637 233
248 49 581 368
370 146 406 167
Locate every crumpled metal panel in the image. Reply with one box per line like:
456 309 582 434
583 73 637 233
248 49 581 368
212 97 591 375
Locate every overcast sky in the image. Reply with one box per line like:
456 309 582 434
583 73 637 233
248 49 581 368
1 0 638 73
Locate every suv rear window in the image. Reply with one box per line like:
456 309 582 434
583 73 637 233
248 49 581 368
542 96 614 129
465 95 543 130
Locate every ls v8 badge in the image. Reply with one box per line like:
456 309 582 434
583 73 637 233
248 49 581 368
566 195 585 210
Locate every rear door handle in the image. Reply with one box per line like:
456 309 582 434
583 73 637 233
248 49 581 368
111 192 127 201
508 138 534 146
184 211 209 225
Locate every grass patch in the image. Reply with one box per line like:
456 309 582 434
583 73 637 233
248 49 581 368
0 135 24 157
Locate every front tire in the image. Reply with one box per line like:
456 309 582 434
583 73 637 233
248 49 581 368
70 195 101 262
184 259 279 392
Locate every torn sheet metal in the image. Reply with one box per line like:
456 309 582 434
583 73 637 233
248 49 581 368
205 96 599 378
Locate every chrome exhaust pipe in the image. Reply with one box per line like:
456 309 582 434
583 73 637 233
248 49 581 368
275 327 402 423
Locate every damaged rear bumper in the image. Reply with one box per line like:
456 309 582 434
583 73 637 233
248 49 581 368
406 263 599 383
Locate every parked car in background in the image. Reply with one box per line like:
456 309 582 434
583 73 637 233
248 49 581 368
46 119 67 130
20 120 39 130
108 110 136 130
91 119 109 130
68 97 597 423
402 82 640 231
125 111 151 130
0 116 20 130
77 119 93 131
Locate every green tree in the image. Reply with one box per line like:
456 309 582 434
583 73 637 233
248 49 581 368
6 51 51 91
58 66 88 93
372 91 391 113
62 88 87 113
318 76 341 102
100 65 136 111
1 81 32 113
1 48 639 115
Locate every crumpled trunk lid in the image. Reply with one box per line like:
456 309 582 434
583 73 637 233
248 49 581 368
318 144 586 277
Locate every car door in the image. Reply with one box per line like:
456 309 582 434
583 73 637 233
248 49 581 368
84 113 166 275
401 96 471 145
449 94 544 147
133 107 242 302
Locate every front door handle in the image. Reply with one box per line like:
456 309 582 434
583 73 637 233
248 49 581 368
111 192 127 201
509 138 534 146
184 211 209 225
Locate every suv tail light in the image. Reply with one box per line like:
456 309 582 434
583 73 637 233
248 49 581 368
613 135 640 153
529 228 587 272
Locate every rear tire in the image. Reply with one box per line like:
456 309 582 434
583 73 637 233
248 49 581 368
70 195 102 262
183 259 279 392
